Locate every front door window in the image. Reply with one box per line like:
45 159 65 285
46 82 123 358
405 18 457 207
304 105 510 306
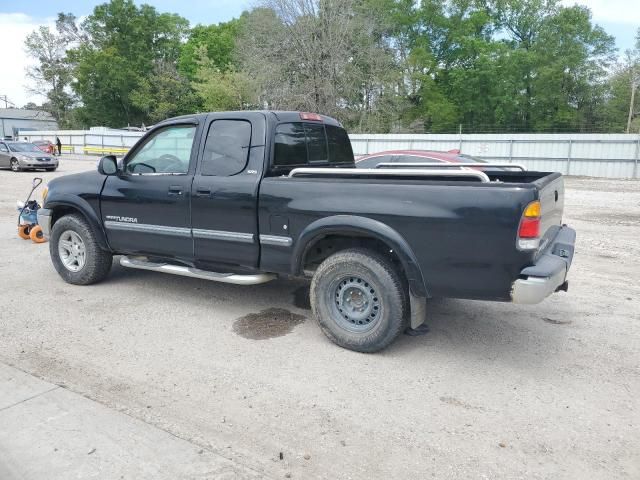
126 125 196 174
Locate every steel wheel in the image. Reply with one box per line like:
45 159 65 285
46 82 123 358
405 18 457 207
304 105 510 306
57 230 86 272
329 275 381 333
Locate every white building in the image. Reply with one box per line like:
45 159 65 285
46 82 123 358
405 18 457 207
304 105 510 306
0 109 58 139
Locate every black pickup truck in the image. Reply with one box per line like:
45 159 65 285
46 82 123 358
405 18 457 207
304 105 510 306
38 111 575 352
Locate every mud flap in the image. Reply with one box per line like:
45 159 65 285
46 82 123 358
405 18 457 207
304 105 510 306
409 291 426 329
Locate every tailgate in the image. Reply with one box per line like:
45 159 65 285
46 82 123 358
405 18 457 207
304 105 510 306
534 172 564 252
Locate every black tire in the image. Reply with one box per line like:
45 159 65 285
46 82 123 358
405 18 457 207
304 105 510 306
310 248 408 352
50 214 113 285
10 158 20 172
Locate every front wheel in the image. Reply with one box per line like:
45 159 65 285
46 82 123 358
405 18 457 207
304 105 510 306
310 248 408 352
10 159 20 172
50 214 113 285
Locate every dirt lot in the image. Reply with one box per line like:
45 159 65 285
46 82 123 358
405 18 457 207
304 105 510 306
0 159 638 479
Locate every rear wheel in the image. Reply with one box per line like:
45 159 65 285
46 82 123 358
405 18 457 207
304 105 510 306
50 214 113 285
310 248 407 352
10 159 20 172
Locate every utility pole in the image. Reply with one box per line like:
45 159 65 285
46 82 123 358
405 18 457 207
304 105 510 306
627 77 638 134
0 95 16 109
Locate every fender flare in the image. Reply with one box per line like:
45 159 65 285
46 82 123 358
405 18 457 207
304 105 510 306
46 194 111 251
291 215 428 298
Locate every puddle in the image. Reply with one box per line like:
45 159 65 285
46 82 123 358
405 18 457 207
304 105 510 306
292 285 311 310
542 317 572 325
233 308 306 340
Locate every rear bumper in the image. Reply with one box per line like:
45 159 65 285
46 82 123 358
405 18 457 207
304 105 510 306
511 225 575 304
37 208 52 239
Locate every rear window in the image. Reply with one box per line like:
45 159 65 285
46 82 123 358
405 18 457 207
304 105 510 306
274 122 353 167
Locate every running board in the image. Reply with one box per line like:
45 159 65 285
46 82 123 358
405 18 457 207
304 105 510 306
119 256 277 285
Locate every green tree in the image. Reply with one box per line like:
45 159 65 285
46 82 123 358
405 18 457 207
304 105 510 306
24 13 80 127
130 61 202 124
70 0 189 127
179 19 243 79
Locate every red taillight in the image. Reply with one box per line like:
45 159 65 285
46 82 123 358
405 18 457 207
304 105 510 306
300 112 323 121
517 200 541 250
518 217 540 238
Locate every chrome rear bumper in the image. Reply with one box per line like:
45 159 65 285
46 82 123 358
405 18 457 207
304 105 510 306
511 225 575 304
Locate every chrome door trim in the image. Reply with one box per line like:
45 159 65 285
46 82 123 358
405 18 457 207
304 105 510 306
259 234 293 247
104 221 191 237
192 229 255 243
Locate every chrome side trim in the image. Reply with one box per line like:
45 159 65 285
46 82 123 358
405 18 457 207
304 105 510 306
120 256 276 285
288 167 490 183
104 221 191 237
193 229 254 243
259 234 293 247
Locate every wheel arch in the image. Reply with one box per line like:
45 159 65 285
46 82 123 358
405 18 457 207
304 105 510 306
48 197 110 251
292 215 428 298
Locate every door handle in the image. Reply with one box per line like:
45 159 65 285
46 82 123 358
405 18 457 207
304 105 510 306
195 189 211 197
168 185 183 196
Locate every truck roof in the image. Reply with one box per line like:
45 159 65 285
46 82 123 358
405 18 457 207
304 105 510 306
155 111 343 128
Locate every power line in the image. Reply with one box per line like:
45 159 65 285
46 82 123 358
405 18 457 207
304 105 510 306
0 95 17 108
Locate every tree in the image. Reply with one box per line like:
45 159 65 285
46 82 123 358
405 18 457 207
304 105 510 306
130 61 201 123
24 13 80 127
236 1 399 129
192 47 257 111
179 19 243 79
69 0 190 127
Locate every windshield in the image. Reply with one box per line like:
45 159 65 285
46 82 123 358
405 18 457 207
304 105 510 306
8 143 42 153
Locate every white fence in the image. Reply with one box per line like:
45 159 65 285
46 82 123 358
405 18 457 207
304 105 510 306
350 133 640 179
20 129 640 179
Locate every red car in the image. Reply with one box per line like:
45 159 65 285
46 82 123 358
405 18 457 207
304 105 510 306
32 140 56 155
355 149 491 168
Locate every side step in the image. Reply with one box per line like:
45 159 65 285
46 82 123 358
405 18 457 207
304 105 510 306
119 256 277 285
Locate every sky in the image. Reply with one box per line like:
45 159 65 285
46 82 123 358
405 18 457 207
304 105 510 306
0 0 637 108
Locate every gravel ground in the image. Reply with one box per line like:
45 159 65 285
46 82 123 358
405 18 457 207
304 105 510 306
0 159 638 479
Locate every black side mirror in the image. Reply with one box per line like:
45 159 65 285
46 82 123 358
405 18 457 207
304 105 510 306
98 155 118 175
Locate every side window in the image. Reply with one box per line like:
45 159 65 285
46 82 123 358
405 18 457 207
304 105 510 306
126 125 196 174
0 143 8 152
274 123 307 166
201 120 252 176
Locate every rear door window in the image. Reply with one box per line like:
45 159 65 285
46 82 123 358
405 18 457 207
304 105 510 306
201 120 252 176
